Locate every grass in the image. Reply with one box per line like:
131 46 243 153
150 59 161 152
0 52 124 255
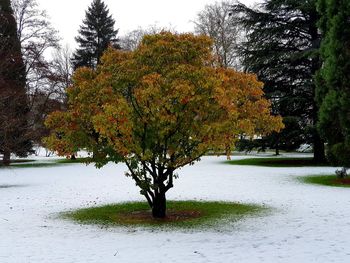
226 157 328 167
0 157 89 168
56 158 88 164
299 175 350 188
8 161 58 168
62 200 267 230
0 159 35 166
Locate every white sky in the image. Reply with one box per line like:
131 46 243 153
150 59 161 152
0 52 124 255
36 0 259 48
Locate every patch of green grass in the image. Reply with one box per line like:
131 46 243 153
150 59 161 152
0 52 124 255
9 161 58 168
62 201 267 230
7 159 35 164
226 157 328 167
1 157 89 168
0 159 35 166
299 175 350 188
56 158 88 164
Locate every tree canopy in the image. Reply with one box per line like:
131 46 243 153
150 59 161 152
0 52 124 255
45 32 283 218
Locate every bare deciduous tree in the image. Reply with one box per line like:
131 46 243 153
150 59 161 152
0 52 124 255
28 45 73 145
194 1 244 69
10 0 73 147
12 0 60 90
120 28 146 51
51 44 73 101
120 24 176 51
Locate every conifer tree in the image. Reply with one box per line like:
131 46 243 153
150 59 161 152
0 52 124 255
232 0 326 162
72 0 119 70
0 0 32 165
316 0 350 167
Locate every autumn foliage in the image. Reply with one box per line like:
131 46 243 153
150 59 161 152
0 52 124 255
45 32 283 218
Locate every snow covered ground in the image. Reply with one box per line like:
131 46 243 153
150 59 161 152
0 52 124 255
0 154 349 263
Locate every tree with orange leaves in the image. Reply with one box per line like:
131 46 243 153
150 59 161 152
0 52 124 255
45 32 283 218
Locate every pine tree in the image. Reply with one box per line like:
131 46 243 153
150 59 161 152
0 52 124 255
232 0 326 162
72 0 119 69
0 0 33 165
316 0 350 167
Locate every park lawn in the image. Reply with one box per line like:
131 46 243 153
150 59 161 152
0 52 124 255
0 155 343 262
62 201 267 230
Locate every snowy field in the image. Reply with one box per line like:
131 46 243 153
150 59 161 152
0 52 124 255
1 154 349 263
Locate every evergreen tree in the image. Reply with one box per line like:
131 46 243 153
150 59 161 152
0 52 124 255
72 0 119 69
0 0 32 165
316 0 350 167
232 0 326 162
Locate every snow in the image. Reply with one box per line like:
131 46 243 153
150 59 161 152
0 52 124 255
1 154 349 263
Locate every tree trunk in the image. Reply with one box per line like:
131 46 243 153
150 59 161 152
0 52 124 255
274 136 280 156
308 14 326 164
312 86 326 163
275 147 280 156
2 150 11 166
152 191 166 218
313 132 326 163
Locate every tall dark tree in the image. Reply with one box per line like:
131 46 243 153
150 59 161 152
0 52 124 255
72 0 119 69
0 0 32 165
316 0 350 168
232 0 326 162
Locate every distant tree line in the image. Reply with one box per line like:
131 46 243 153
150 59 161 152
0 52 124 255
195 0 350 169
1 0 349 172
0 0 119 165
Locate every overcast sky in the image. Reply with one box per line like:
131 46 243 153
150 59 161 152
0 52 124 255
36 0 259 48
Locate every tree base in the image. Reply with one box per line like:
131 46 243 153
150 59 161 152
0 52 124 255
2 151 11 166
152 192 167 218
